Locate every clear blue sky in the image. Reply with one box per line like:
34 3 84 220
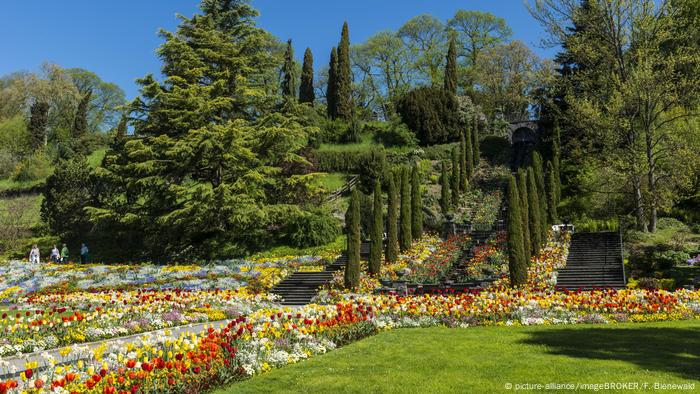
0 0 556 100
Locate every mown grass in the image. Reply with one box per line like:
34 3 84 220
216 320 700 394
318 133 414 154
248 235 346 260
311 172 347 192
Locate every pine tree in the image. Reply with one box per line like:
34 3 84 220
386 174 399 263
527 167 542 255
507 175 528 287
532 151 547 234
440 161 450 215
451 146 460 208
369 179 383 276
517 169 532 261
399 166 412 251
345 188 361 289
28 101 49 150
41 156 93 242
411 165 423 239
546 160 559 224
281 39 296 98
72 89 92 138
444 31 458 94
472 116 480 168
465 127 474 179
336 22 354 120
299 48 315 104
116 115 128 139
326 47 338 118
459 132 468 191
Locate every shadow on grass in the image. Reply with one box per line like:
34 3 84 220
521 325 700 380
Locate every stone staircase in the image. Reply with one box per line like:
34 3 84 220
271 243 369 306
556 231 626 290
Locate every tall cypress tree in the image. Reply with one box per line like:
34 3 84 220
472 116 480 168
451 146 460 208
386 174 399 263
440 161 450 215
517 169 532 261
465 127 474 179
532 151 547 235
72 89 92 138
507 175 528 287
281 39 296 98
299 48 315 104
28 101 49 150
527 167 542 255
444 31 457 94
369 179 383 276
552 124 562 204
336 22 354 120
345 188 361 289
459 132 468 191
399 166 412 251
326 47 338 118
546 160 559 224
411 165 423 239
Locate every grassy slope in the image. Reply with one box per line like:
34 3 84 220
216 320 700 394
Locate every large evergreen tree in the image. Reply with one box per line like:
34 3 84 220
299 48 315 104
72 89 92 138
546 160 559 224
459 132 468 191
281 39 296 99
386 174 399 263
411 165 423 239
465 127 474 179
451 146 460 208
336 22 354 120
326 47 339 118
527 167 542 255
399 166 412 251
472 116 480 168
28 101 49 150
532 151 547 233
552 124 562 204
440 161 450 215
345 188 361 289
369 179 383 276
444 31 458 94
517 169 532 261
507 175 528 287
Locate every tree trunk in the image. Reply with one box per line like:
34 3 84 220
645 130 657 233
632 172 647 232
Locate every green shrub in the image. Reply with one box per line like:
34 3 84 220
395 86 462 146
652 250 690 270
0 151 19 178
7 235 60 260
422 143 457 161
480 135 511 165
282 208 341 248
371 121 417 147
316 148 386 184
12 151 53 182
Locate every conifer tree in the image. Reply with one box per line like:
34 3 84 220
552 124 562 204
28 101 49 150
465 127 474 179
336 22 354 120
326 47 338 118
72 89 92 138
399 166 412 251
451 146 460 209
507 175 528 287
517 169 532 260
440 161 450 215
444 31 458 94
546 160 559 224
299 48 315 104
459 132 468 191
116 115 128 139
281 39 296 98
411 165 423 239
369 179 383 276
386 174 399 263
345 188 361 288
532 151 547 233
472 116 480 168
527 167 542 255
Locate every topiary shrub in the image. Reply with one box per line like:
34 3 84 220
395 86 462 146
282 208 341 248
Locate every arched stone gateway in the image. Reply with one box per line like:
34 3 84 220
509 122 539 170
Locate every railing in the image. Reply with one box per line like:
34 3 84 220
325 176 359 202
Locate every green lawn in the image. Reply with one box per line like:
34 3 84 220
217 320 700 393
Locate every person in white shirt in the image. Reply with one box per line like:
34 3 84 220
50 245 60 263
29 244 40 264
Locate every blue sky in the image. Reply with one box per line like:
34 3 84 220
0 0 556 99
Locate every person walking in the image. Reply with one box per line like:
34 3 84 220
60 243 69 264
50 245 60 263
80 243 89 264
29 244 40 264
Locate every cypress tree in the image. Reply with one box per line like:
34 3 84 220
451 146 460 208
507 175 528 287
386 174 399 263
472 116 480 168
552 124 562 204
527 167 542 255
459 132 468 191
411 165 423 239
299 48 315 104
28 101 49 150
517 169 532 261
440 161 450 215
345 188 361 289
546 160 559 224
399 166 412 251
532 151 547 233
336 22 354 120
465 127 474 179
72 89 92 138
444 31 457 94
326 47 338 118
281 39 296 98
369 179 383 276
